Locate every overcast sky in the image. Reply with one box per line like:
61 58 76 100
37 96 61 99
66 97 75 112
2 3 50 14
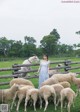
0 0 80 46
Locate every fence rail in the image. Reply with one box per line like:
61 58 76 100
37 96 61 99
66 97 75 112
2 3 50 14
0 60 80 86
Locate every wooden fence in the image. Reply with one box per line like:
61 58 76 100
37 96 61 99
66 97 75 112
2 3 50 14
0 60 80 86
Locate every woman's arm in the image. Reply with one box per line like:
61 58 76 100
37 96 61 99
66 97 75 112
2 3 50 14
48 61 50 74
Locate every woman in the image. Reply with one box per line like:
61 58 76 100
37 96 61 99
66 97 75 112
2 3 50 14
38 54 50 88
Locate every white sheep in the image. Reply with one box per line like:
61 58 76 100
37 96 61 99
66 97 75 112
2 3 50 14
60 88 76 112
10 78 34 87
51 72 76 83
0 84 19 103
51 84 64 107
39 85 56 111
25 88 39 112
11 85 34 111
59 81 71 88
49 64 63 76
41 77 58 87
19 56 39 77
71 75 80 94
49 70 59 76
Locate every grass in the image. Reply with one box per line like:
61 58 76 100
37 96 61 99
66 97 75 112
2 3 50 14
0 57 80 112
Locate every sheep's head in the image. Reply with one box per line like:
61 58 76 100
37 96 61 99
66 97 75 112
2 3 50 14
70 74 76 82
33 56 40 63
11 83 20 91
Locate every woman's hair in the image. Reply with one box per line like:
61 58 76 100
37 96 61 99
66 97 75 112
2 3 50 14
43 54 48 61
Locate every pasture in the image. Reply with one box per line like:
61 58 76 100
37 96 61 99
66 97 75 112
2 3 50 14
0 57 80 112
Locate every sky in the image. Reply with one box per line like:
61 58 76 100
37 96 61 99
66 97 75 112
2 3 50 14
0 0 80 46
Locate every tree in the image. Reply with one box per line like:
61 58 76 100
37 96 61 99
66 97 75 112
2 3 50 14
76 31 80 35
40 29 60 55
50 29 60 39
58 44 74 57
24 36 36 44
9 40 23 57
23 36 37 57
0 37 10 57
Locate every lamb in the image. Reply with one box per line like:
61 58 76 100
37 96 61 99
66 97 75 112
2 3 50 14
51 72 77 83
0 84 19 103
60 88 76 112
51 84 64 106
39 85 56 111
10 78 34 87
49 64 63 76
71 75 80 94
11 85 34 111
49 70 59 76
41 77 58 87
25 88 39 112
59 81 71 88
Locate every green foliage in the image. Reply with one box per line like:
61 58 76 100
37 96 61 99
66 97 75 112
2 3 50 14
0 29 80 58
24 36 36 44
50 29 60 39
57 44 74 57
76 31 80 35
40 29 60 55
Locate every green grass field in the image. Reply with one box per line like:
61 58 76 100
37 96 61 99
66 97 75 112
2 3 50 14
0 57 80 112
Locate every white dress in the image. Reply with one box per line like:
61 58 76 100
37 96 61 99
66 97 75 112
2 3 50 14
39 60 50 88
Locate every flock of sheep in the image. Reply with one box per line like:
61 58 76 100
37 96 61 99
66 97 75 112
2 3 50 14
0 72 80 112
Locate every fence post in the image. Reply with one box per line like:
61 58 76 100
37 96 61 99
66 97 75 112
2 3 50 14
12 63 19 78
64 60 71 72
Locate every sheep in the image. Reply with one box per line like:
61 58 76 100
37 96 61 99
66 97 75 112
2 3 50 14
60 88 76 112
10 78 34 87
71 75 80 94
41 77 59 87
11 85 34 111
39 85 56 111
51 84 64 107
49 70 59 76
25 88 39 112
19 56 39 77
51 72 77 83
49 64 63 76
0 84 19 103
59 81 71 88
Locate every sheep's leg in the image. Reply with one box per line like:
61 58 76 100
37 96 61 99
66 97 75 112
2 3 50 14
67 102 71 112
24 96 30 112
61 95 63 112
44 97 48 112
56 98 60 107
39 96 42 109
33 99 37 111
11 92 17 110
32 95 38 111
16 96 23 112
64 102 67 108
72 98 75 108
52 93 56 110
